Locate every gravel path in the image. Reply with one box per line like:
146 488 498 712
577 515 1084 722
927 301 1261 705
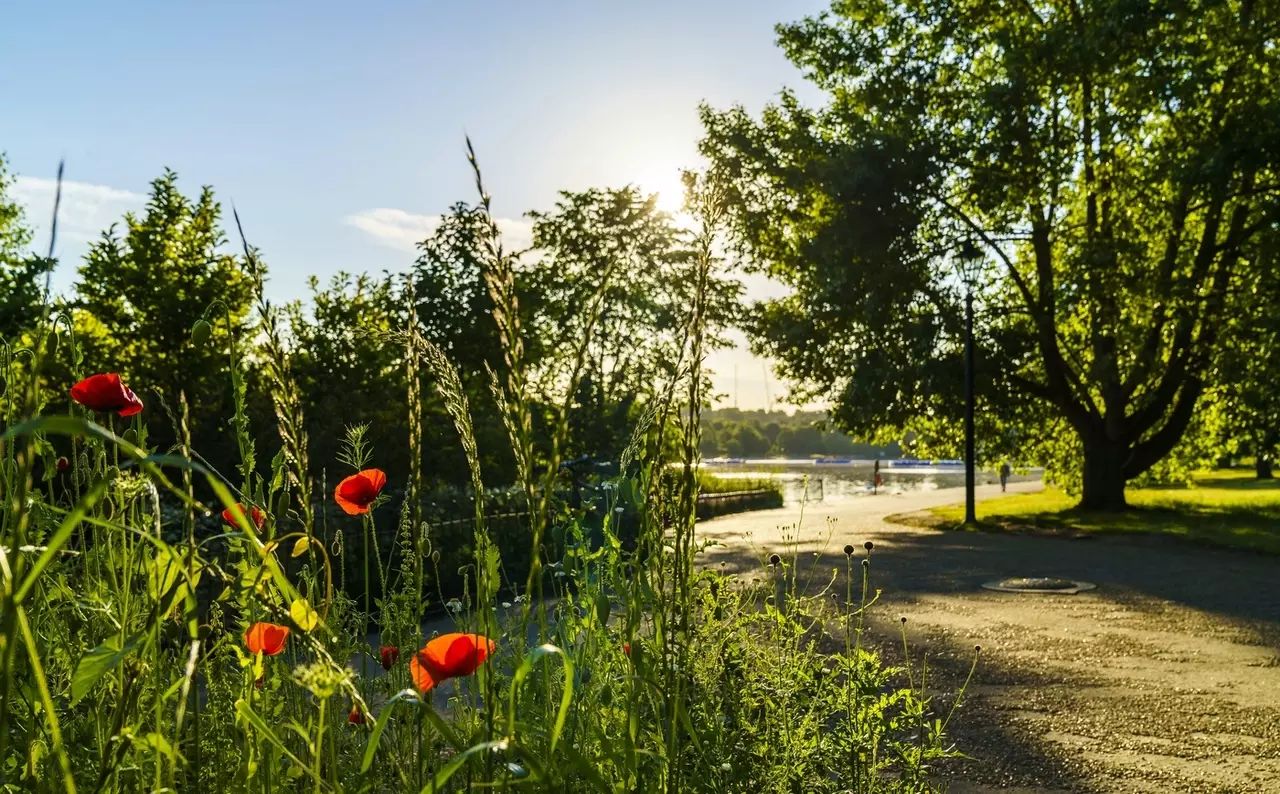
700 483 1280 793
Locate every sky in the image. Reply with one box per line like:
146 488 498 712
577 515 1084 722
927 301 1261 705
2 0 830 411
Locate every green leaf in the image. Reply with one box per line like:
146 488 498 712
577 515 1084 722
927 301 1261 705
148 546 183 602
416 739 509 794
360 689 420 773
133 732 181 763
14 479 107 604
289 598 319 632
594 592 611 626
234 699 324 785
270 447 287 492
508 643 574 755
555 742 613 793
70 633 144 706
421 704 465 751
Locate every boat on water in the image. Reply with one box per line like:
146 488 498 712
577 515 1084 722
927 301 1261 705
702 457 966 468
886 459 964 468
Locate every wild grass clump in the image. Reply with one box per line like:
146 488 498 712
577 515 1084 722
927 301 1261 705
0 156 970 792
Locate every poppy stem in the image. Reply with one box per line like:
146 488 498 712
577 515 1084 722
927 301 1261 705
313 696 326 794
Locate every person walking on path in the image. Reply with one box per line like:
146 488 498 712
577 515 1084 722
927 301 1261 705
873 459 883 494
999 461 1012 491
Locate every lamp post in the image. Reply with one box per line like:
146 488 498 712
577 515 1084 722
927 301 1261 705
957 239 983 525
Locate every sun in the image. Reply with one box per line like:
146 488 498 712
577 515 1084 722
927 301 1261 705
632 162 688 214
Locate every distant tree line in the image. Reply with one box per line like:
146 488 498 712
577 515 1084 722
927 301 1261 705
700 408 901 460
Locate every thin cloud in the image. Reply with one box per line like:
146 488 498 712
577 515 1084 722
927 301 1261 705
344 207 533 254
12 176 146 248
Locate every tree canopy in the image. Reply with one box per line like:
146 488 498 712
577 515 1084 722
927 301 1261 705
700 0 1280 508
75 169 255 454
0 155 54 341
1212 228 1280 477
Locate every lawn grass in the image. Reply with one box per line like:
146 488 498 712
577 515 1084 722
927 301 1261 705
915 470 1280 555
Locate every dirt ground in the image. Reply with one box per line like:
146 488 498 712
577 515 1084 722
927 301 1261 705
700 483 1280 793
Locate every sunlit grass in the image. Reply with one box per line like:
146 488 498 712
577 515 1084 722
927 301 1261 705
922 471 1280 554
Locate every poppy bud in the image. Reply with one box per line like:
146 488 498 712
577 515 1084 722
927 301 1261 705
45 331 58 355
864 541 874 551
122 429 138 446
379 645 399 671
768 554 781 566
843 544 855 556
56 457 70 473
191 319 212 346
348 706 365 725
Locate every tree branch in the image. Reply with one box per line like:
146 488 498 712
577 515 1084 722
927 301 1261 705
1123 378 1204 479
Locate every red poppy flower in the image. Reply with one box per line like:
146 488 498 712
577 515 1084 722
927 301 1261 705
221 503 266 530
69 373 144 417
623 643 631 658
334 469 387 515
255 677 263 690
55 457 70 473
244 622 290 656
379 645 400 671
409 633 495 693
348 706 365 725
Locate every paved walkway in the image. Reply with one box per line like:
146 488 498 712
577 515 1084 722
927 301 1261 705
700 484 1280 793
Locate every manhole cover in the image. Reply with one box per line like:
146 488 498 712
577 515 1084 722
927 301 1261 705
981 577 1096 594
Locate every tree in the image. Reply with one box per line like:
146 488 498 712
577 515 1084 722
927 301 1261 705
735 423 772 458
414 203 509 381
1213 232 1280 478
286 272 412 481
525 186 740 461
412 203 522 484
75 170 254 457
526 186 739 406
0 156 54 341
700 0 1280 509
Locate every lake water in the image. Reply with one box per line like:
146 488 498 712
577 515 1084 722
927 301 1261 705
701 459 1043 505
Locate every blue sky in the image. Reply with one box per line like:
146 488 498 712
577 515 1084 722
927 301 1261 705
2 0 829 410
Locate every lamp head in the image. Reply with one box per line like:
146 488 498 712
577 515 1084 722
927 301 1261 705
956 239 984 287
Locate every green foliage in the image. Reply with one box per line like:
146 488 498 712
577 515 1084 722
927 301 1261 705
1211 230 1280 476
0 154 54 340
527 186 741 461
414 203 509 379
700 408 902 459
699 0 1280 509
286 272 413 481
0 151 965 793
74 169 255 457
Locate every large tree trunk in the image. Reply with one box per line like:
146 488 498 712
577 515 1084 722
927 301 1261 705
1080 440 1129 511
1256 430 1277 480
1257 456 1274 480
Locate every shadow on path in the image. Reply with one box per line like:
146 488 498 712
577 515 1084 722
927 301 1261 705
700 494 1280 793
